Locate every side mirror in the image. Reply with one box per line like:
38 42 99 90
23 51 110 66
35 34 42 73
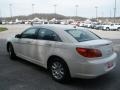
15 34 21 38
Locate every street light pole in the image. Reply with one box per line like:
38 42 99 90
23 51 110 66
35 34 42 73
32 4 35 14
101 11 104 17
0 9 2 19
114 0 116 23
75 5 79 18
95 6 98 21
54 4 57 14
9 4 12 20
53 4 57 19
110 9 111 18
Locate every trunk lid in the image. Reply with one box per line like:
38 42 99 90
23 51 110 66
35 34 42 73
75 39 113 58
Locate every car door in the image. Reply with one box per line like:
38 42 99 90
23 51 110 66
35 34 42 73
36 28 62 65
14 27 38 60
110 24 114 29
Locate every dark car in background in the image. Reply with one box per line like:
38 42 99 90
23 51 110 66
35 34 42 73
0 19 2 24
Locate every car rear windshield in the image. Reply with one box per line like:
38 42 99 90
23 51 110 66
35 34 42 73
65 29 101 42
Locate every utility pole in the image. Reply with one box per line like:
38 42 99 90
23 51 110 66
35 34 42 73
32 4 35 19
110 9 111 18
0 9 2 19
32 4 35 14
53 4 57 19
95 6 98 21
54 4 57 14
101 11 104 17
9 4 12 21
114 0 116 23
75 5 79 20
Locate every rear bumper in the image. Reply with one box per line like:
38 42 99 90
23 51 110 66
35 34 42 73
70 52 117 79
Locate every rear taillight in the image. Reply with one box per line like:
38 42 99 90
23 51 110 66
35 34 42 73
76 48 102 58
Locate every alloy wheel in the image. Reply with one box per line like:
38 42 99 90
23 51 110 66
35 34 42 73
51 61 65 80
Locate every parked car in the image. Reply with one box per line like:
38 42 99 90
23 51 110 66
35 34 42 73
102 24 120 31
84 23 92 28
8 21 13 24
6 25 117 83
2 21 9 24
0 19 2 24
94 24 103 30
33 21 43 24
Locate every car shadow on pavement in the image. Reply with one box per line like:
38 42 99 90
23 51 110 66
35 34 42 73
10 55 118 88
15 57 48 73
0 38 48 75
68 74 115 89
10 56 117 90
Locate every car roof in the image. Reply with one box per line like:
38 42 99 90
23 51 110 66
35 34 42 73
31 24 87 43
32 24 85 31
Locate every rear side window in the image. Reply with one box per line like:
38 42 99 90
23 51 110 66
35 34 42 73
37 28 62 42
65 29 101 42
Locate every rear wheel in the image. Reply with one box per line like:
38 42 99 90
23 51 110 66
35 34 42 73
8 44 16 59
48 58 70 83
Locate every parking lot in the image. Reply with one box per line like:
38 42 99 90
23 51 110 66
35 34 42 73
0 24 120 90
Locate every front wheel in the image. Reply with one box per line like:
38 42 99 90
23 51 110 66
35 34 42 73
49 58 70 83
8 44 16 59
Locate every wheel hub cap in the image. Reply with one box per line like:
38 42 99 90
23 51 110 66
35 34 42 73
51 62 64 80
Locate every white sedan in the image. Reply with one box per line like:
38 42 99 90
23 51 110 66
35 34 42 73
6 25 117 83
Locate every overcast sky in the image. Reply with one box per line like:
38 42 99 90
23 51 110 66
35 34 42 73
0 0 120 18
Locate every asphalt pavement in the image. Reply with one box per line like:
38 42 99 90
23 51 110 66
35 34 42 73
0 24 120 90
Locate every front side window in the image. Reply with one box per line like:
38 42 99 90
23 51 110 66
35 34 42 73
37 28 61 41
21 28 38 39
65 29 101 42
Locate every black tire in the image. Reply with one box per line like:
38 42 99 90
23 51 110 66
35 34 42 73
117 27 120 31
106 27 110 31
48 58 70 83
8 44 16 59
